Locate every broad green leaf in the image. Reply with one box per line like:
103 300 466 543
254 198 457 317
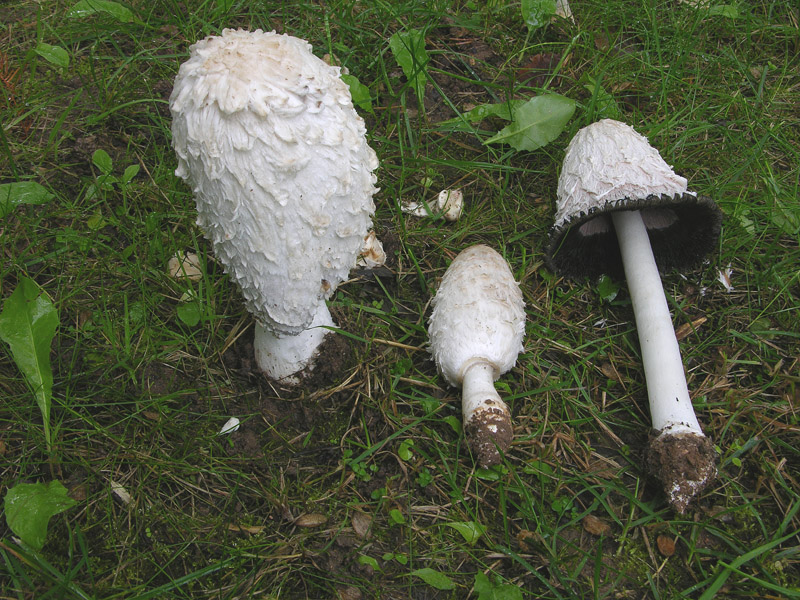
485 94 576 152
388 508 406 524
177 301 201 327
596 274 620 303
67 0 135 23
443 415 462 434
397 439 414 461
5 480 77 550
389 29 429 107
34 43 69 68
474 572 523 600
708 4 738 18
121 164 140 184
771 198 800 235
0 278 58 447
522 0 557 30
341 73 373 114
438 100 526 131
358 554 381 571
411 567 456 590
92 149 113 175
445 521 486 545
0 182 55 218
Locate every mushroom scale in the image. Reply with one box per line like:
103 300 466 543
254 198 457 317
428 245 526 467
170 29 378 380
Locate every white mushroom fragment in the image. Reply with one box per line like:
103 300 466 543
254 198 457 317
356 230 387 269
401 189 463 222
428 245 526 466
546 119 722 512
170 29 379 381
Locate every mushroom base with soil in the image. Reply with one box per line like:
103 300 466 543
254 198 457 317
647 430 717 514
461 361 513 467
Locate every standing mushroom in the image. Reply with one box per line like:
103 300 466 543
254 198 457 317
170 29 379 381
546 119 722 512
428 245 526 467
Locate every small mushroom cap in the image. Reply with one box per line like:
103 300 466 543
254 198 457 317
546 119 722 280
428 245 526 386
170 29 378 335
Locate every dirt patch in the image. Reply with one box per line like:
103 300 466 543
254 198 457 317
299 331 353 388
647 431 717 513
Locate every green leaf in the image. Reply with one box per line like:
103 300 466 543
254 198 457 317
438 100 526 131
388 508 406 524
177 301 201 327
397 439 414 461
708 4 738 18
521 0 557 30
358 554 381 571
445 521 486 545
1 182 55 219
411 567 456 590
596 274 620 303
443 415 462 434
34 43 70 68
389 29 429 107
341 73 373 114
485 94 575 151
121 164 140 184
4 481 77 550
0 278 58 448
475 572 523 600
92 149 113 175
67 0 135 23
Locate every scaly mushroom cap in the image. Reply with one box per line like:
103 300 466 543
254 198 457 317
170 29 378 335
428 245 525 386
546 119 721 280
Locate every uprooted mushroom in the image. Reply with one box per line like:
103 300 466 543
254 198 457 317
428 245 526 467
547 119 722 512
170 29 379 381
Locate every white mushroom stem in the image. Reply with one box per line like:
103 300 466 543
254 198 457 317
461 361 510 433
253 301 335 383
611 209 702 437
613 209 715 513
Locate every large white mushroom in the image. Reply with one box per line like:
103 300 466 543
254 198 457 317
546 119 722 512
170 29 379 381
428 245 526 467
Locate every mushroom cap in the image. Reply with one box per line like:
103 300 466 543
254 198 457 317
170 29 378 335
546 119 722 280
428 245 526 386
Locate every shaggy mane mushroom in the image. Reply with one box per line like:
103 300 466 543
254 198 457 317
546 119 722 512
170 29 379 382
428 245 526 467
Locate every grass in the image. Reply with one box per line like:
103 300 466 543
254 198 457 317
1 0 799 597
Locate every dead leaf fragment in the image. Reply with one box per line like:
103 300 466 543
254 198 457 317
110 480 132 505
675 316 708 341
599 362 623 383
657 534 676 557
294 513 328 528
228 523 265 534
338 586 363 600
352 511 372 539
167 251 203 280
583 514 612 536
